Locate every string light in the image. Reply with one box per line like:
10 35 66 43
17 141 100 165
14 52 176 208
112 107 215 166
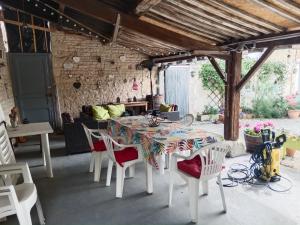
50 12 54 16
43 8 46 12
66 19 69 22
59 15 63 19
35 3 38 7
73 24 77 27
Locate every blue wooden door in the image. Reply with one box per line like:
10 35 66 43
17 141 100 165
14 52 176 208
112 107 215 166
165 66 190 117
8 53 55 126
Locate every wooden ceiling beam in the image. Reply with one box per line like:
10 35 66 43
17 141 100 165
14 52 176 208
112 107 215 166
236 46 275 92
135 0 161 15
202 0 283 32
181 0 271 35
111 13 121 43
53 0 223 51
223 30 300 48
0 0 111 41
252 0 300 24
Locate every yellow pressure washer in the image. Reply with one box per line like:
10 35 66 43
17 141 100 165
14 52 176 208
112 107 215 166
252 129 286 182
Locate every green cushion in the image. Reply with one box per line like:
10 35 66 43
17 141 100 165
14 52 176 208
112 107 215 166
92 105 110 120
160 104 172 112
107 104 125 118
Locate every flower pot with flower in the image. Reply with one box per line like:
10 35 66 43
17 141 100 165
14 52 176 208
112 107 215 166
286 94 300 118
243 121 275 153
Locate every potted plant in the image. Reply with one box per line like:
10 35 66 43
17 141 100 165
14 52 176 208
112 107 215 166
242 106 254 119
243 121 274 153
199 105 219 121
286 94 300 119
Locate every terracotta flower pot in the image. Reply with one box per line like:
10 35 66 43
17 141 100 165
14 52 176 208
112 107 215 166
286 147 297 157
288 110 299 119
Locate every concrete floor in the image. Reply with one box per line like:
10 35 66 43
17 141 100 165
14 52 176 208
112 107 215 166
2 131 300 225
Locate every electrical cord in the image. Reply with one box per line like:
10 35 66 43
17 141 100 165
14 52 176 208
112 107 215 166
219 146 293 192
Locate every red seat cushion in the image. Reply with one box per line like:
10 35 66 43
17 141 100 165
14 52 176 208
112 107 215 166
114 147 138 166
92 140 107 152
177 155 202 178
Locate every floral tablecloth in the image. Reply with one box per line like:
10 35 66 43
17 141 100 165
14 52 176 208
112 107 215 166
108 116 222 169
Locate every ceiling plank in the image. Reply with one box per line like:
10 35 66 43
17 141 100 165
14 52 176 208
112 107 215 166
139 16 220 43
148 8 224 43
272 0 300 17
136 0 162 15
53 0 223 51
111 13 121 43
181 0 271 34
236 46 275 91
202 0 283 32
252 0 300 24
162 1 249 38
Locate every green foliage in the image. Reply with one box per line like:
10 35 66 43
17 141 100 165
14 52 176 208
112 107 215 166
199 62 225 97
241 106 253 114
202 105 219 115
252 97 288 118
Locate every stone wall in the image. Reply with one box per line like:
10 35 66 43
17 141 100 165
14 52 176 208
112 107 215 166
0 31 14 124
51 31 156 118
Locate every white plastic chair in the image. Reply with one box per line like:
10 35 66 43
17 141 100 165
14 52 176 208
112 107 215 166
178 114 194 127
82 124 107 182
0 163 45 225
100 132 143 198
168 142 230 223
0 122 45 225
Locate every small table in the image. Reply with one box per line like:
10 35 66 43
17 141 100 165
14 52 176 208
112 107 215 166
7 122 54 178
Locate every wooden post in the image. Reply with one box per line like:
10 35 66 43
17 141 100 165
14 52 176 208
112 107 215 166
224 51 242 140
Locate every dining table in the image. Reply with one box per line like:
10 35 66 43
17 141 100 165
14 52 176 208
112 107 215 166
108 116 223 194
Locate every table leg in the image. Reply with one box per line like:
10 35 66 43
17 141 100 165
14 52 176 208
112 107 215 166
41 133 53 178
145 161 153 194
158 154 165 174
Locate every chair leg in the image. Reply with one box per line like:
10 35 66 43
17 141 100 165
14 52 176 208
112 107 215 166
217 174 227 213
21 209 33 225
106 159 113 186
129 164 135 178
188 179 199 223
168 170 174 207
36 196 45 225
202 180 209 195
89 152 95 173
116 165 125 198
94 153 101 182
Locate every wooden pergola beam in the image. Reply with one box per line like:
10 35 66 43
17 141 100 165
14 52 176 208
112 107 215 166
252 0 300 24
111 13 121 43
208 57 227 85
136 0 161 15
236 46 275 92
53 0 222 51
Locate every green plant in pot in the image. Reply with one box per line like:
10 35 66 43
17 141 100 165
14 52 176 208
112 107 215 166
199 105 219 121
243 121 275 153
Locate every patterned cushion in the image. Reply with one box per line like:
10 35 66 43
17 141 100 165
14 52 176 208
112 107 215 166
114 147 138 166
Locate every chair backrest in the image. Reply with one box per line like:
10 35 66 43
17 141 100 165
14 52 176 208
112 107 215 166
198 142 230 178
0 122 16 165
179 114 194 126
100 132 117 162
82 123 94 151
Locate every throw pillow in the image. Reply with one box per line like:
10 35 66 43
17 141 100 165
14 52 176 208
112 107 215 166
92 105 110 120
160 104 172 112
107 104 125 118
